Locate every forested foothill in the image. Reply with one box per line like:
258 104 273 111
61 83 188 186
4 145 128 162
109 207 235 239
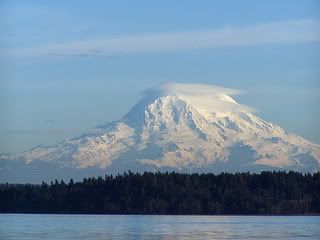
1 171 319 215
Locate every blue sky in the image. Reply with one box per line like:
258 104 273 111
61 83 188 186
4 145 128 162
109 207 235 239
1 0 320 153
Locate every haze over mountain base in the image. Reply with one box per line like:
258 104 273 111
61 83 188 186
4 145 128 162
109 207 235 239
1 83 319 183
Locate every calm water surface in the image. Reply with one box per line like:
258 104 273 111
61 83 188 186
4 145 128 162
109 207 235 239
0 214 319 239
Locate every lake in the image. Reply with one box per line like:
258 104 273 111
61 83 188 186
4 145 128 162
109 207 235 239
0 214 319 239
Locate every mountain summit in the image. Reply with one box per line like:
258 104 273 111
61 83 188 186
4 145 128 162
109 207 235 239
1 83 319 182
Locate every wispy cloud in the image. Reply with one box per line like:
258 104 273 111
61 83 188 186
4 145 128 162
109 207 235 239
4 19 320 58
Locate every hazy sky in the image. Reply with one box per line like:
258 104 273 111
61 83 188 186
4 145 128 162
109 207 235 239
1 0 320 153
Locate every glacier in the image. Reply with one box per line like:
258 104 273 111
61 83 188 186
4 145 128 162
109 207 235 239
1 83 319 182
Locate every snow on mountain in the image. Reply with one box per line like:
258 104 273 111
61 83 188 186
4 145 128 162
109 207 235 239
1 83 320 180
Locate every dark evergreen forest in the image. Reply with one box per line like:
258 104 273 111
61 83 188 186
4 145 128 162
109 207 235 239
1 171 319 214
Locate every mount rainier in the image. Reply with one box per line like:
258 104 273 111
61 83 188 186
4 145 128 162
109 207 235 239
1 83 319 182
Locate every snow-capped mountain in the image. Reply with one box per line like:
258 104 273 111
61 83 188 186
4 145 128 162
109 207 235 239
1 83 319 182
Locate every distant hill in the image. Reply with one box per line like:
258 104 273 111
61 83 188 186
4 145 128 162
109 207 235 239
1 171 319 214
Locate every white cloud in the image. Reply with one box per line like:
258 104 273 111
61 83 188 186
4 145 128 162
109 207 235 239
5 19 320 57
139 82 256 114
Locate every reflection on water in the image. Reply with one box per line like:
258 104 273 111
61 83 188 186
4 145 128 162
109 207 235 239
0 214 319 239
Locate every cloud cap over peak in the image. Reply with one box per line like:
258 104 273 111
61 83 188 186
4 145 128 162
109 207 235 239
143 82 241 97
136 82 255 115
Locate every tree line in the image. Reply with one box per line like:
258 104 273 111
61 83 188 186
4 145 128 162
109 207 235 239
0 171 319 214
